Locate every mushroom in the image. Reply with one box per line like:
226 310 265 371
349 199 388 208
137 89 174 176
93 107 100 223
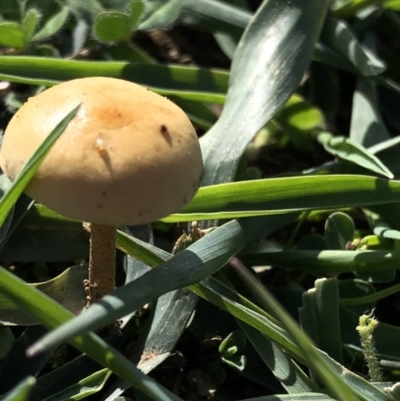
0 77 203 307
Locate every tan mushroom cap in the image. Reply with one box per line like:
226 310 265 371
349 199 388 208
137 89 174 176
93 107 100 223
0 77 203 226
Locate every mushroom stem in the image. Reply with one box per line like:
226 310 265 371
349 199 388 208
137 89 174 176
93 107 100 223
86 222 116 306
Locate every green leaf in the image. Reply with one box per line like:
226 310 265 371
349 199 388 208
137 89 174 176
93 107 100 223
350 76 390 147
339 279 393 308
318 134 394 179
0 22 24 48
321 17 386 76
22 9 40 44
276 94 324 151
332 0 395 17
219 331 247 371
324 212 355 250
164 175 400 223
138 0 181 30
222 353 246 371
385 0 400 10
0 105 80 227
239 323 317 393
200 0 329 185
128 0 145 30
1 377 36 401
64 0 104 21
313 41 356 73
367 210 400 240
0 326 14 360
299 278 343 363
34 43 60 57
32 7 69 42
24 218 391 400
41 368 112 401
137 289 197 372
27 216 297 358
182 0 250 35
0 56 228 105
239 394 337 400
93 11 131 43
355 266 396 284
362 136 400 177
230 259 358 401
27 220 251 353
241 249 400 274
213 31 239 59
193 276 300 359
219 331 246 357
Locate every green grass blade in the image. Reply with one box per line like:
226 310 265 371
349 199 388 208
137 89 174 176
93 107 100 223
26 217 389 399
42 368 112 401
27 219 248 354
191 265 393 401
237 395 336 401
318 133 394 179
138 0 182 30
299 278 343 363
27 215 296 355
0 57 228 103
340 282 400 306
1 377 36 401
200 0 329 186
163 175 400 222
350 76 390 147
0 105 80 227
239 322 317 393
0 267 184 401
241 249 400 274
183 0 251 34
332 0 380 18
229 258 383 401
322 17 386 76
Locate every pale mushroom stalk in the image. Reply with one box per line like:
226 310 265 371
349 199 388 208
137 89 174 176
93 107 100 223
85 223 116 306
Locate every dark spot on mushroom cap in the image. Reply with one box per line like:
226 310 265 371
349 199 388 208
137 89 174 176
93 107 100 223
102 191 106 197
159 124 172 146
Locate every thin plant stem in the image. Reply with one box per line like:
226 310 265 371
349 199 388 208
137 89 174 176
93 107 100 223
285 211 311 251
340 283 400 306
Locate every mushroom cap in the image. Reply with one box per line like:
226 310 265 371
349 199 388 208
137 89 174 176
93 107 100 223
0 77 203 226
